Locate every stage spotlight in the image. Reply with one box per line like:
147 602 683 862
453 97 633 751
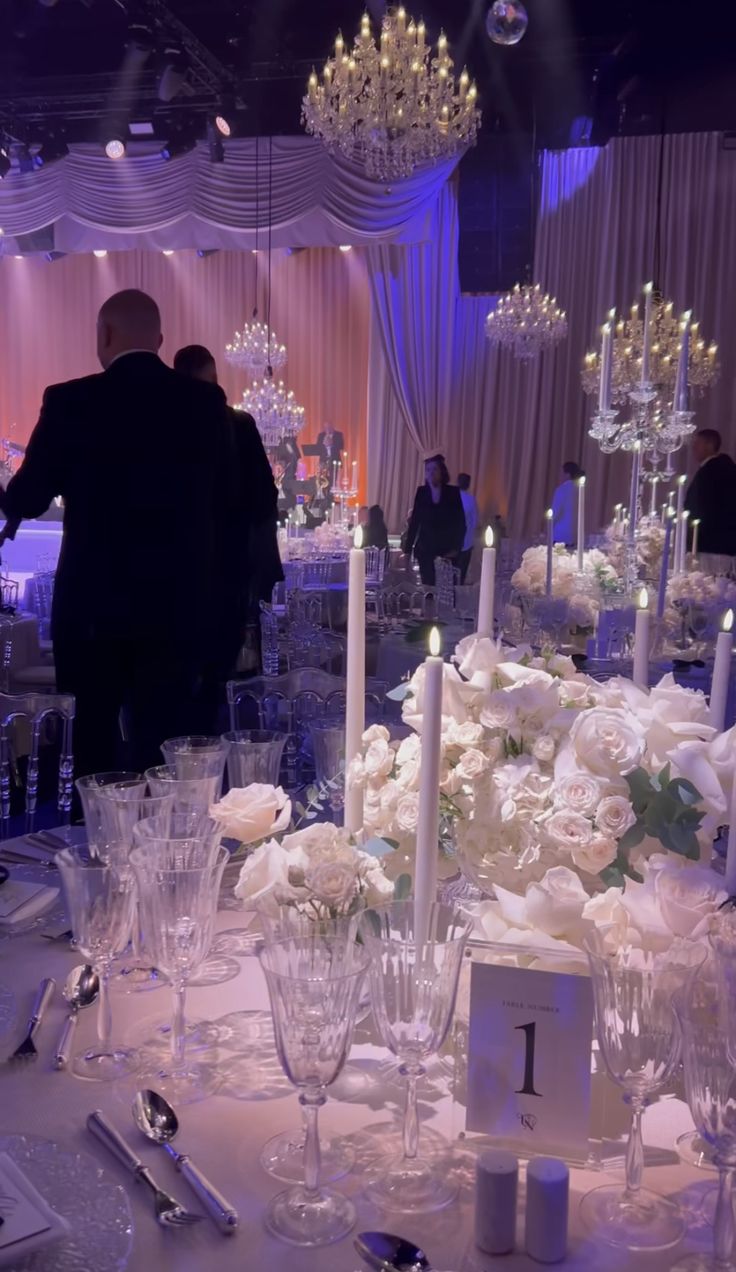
162 249 174 256
93 249 108 258
0 150 10 180
160 138 194 161
207 121 224 164
158 44 188 103
339 244 352 252
105 136 126 159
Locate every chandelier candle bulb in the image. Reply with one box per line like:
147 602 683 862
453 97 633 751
344 525 366 835
524 1157 569 1265
576 476 586 572
641 282 654 387
633 587 650 689
413 627 443 947
709 609 734 734
478 527 496 636
545 509 554 597
692 518 700 560
657 509 676 620
475 1150 518 1256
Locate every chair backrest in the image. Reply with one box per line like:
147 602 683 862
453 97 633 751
31 571 56 640
365 546 387 586
0 575 19 611
227 672 388 732
0 689 75 834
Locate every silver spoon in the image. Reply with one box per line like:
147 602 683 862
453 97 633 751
132 1089 238 1234
53 965 99 1070
355 1232 432 1271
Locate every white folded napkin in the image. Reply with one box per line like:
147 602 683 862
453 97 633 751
0 882 59 931
0 1152 70 1267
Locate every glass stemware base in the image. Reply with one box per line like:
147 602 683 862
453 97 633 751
72 1045 139 1083
579 1183 685 1250
265 1184 356 1246
672 1257 736 1272
260 1130 355 1184
366 1155 457 1213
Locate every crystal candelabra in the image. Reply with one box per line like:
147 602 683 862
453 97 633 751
235 375 305 451
330 458 359 528
302 8 481 181
225 322 287 379
485 283 567 360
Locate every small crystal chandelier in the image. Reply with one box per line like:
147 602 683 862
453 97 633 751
302 8 481 181
485 283 567 359
225 322 287 379
235 374 305 450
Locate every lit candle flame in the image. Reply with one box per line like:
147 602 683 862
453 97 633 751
484 525 494 548
578 475 586 487
353 525 363 549
724 609 734 633
638 587 649 610
429 627 441 657
545 508 553 520
677 474 687 486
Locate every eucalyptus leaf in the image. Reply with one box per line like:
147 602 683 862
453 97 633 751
387 682 412 702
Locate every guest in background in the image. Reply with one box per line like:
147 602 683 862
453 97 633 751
551 461 583 547
0 293 276 779
357 505 370 531
276 434 301 480
304 463 333 528
273 459 296 520
685 429 736 557
363 504 389 556
403 454 466 586
457 472 478 583
316 423 345 464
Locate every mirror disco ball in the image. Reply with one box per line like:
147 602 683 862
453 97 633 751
486 0 528 45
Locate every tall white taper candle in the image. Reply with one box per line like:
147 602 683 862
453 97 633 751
598 323 612 413
679 509 690 574
674 319 690 412
633 587 650 689
673 474 686 571
545 509 553 597
656 509 675 620
576 476 586 573
414 627 443 946
709 609 733 734
641 282 653 386
477 526 496 637
344 525 366 833
628 442 641 542
692 519 700 560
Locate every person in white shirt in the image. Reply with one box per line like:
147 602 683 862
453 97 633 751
457 472 479 582
551 461 583 547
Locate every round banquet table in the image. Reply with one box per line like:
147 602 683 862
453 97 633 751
0 842 719 1272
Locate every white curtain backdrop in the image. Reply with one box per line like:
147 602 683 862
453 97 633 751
0 137 459 252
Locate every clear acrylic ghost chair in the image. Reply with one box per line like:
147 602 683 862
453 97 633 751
0 690 75 836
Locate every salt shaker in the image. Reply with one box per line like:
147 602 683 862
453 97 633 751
474 1149 518 1255
525 1156 569 1264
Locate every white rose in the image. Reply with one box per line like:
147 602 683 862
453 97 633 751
210 784 291 845
234 838 291 903
455 748 489 782
454 635 505 682
447 720 485 748
305 860 358 911
555 774 601 816
395 792 420 835
280 822 348 860
396 756 421 791
479 692 518 731
582 888 631 946
364 737 395 780
532 734 556 764
653 859 727 938
571 834 618 876
362 724 390 745
357 854 395 905
523 867 589 937
595 795 636 840
396 734 421 765
541 809 593 853
569 709 645 778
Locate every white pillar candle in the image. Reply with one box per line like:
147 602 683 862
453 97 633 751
344 525 366 834
674 319 690 412
545 509 553 596
628 442 641 543
709 609 734 734
525 1157 569 1265
726 772 736 896
633 587 650 689
475 1150 518 1256
414 627 443 947
477 526 496 636
679 509 690 574
673 474 686 570
576 475 586 573
640 281 653 387
657 510 675 620
598 322 612 413
692 518 700 560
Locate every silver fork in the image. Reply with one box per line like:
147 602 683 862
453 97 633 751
87 1112 202 1227
9 978 56 1062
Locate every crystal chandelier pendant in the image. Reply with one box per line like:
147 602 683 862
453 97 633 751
485 283 568 359
225 321 287 379
236 374 305 451
302 9 481 181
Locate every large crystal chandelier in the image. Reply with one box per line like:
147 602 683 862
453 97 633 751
235 374 305 451
225 322 287 379
302 8 481 181
485 283 567 360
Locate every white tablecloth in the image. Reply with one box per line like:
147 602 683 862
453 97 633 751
0 845 718 1272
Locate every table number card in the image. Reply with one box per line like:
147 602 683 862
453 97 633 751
466 960 594 1153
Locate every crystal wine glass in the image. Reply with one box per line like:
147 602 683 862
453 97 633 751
129 839 229 1101
222 730 288 788
259 936 369 1245
145 765 222 815
581 933 705 1249
672 976 736 1272
309 720 346 820
159 736 228 799
75 772 145 852
57 846 138 1081
257 906 365 1184
359 900 471 1212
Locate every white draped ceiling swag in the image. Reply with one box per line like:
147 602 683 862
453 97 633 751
0 137 459 253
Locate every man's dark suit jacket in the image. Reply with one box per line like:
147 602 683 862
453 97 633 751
684 453 736 556
0 353 277 643
316 430 345 463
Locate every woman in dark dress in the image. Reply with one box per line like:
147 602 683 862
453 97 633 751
403 455 466 585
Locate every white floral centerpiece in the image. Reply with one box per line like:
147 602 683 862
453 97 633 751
605 518 666 580
312 522 352 554
349 634 730 898
663 571 736 640
511 545 621 629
